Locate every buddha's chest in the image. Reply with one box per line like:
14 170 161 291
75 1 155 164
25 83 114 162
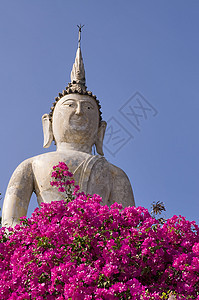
32 153 89 189
32 153 111 205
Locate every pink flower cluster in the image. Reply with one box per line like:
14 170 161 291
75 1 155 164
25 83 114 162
0 163 198 299
50 162 79 196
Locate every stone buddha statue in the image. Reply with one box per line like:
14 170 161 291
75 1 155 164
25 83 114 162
2 29 135 228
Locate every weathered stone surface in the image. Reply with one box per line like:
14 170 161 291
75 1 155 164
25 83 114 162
2 33 135 228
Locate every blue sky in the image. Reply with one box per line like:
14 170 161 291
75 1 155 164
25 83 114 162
0 1 198 224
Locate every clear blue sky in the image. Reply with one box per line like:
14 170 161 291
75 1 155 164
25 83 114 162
0 0 198 223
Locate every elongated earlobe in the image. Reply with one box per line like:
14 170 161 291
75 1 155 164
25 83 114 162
42 114 54 148
95 121 107 156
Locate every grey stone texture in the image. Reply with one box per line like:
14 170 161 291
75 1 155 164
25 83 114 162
2 37 135 228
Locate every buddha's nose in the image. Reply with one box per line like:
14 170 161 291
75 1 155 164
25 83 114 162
75 102 83 115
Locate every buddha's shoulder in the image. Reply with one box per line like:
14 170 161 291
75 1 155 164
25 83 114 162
15 152 61 169
109 162 130 180
31 151 63 163
94 157 130 179
105 163 131 190
16 151 95 171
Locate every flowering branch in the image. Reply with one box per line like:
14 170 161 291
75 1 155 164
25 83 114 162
50 162 80 202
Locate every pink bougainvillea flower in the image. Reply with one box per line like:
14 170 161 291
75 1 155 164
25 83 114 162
0 162 198 299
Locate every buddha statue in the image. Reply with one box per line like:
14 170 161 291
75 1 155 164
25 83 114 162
2 28 135 228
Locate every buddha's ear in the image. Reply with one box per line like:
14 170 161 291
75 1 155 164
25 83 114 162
95 121 107 156
42 114 54 148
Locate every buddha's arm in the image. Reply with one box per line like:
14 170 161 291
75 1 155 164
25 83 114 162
109 165 135 207
2 159 34 227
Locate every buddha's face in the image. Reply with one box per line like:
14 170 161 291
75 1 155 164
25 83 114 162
52 94 100 145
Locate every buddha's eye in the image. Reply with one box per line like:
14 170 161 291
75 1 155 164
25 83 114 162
62 100 76 107
64 102 75 108
85 104 93 110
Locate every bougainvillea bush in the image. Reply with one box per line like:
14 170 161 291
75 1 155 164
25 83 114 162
0 163 199 300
